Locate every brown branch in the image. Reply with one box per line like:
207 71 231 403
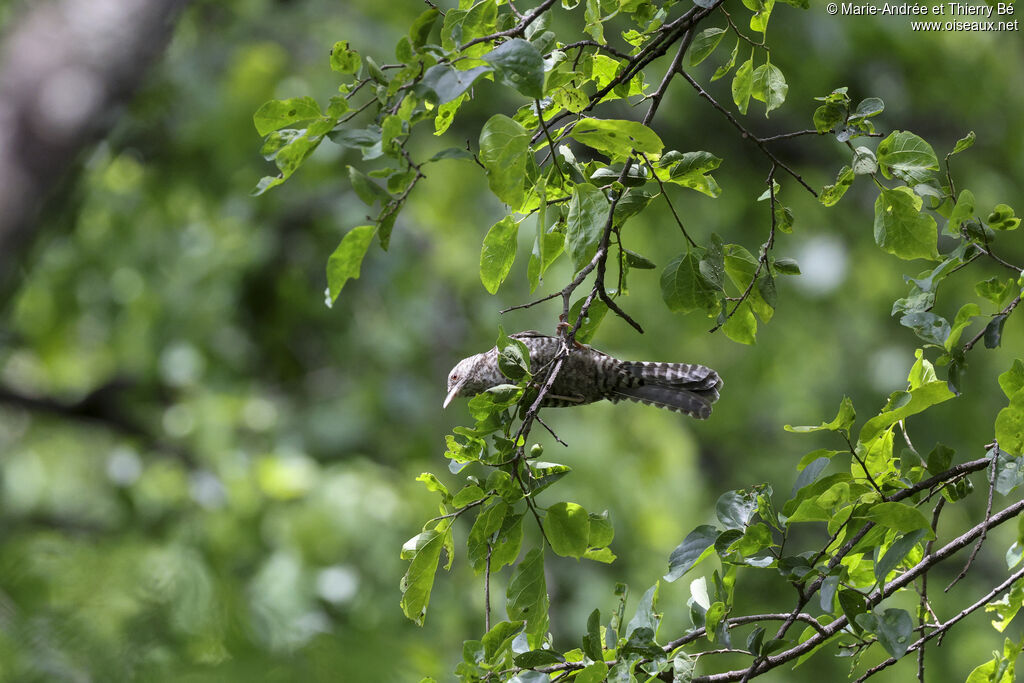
691 496 1024 682
854 563 1024 683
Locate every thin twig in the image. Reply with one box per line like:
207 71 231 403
962 292 1022 352
945 452 998 591
677 69 817 196
854 563 1024 683
535 413 568 447
639 151 697 247
710 164 779 333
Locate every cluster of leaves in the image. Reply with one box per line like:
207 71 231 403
253 0 1024 681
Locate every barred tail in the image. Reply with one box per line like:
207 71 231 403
611 361 722 419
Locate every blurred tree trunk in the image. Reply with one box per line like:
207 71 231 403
0 0 189 296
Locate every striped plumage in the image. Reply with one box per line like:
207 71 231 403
444 332 722 419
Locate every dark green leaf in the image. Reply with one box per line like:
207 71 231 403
507 549 549 648
875 529 926 583
416 64 493 105
857 609 913 659
664 525 719 582
566 183 610 271
716 489 759 531
926 443 954 474
985 314 1008 349
483 39 544 99
661 251 719 315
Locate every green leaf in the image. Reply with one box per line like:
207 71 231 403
569 119 664 162
582 609 603 661
482 39 544 99
999 361 1024 400
851 146 878 175
951 130 976 155
587 510 614 549
858 381 954 444
543 502 591 558
568 298 609 344
416 64 493 105
507 549 549 648
994 447 1024 496
400 529 447 625
330 40 361 74
996 390 1024 457
711 39 739 81
348 165 390 206
855 609 913 659
409 8 440 47
731 58 754 115
253 97 322 136
946 189 975 235
986 314 1009 349
453 485 487 508
926 443 954 474
875 529 926 583
864 502 934 538
664 525 719 582
479 216 519 294
751 63 787 116
664 151 723 197
565 183 609 271
820 165 854 207
945 303 981 350
723 244 773 321
873 186 939 260
723 300 757 345
661 251 719 315
716 489 759 531
690 28 727 66
785 396 855 434
850 97 884 121
479 115 530 210
483 620 525 663
625 583 660 637
876 130 939 185
326 225 376 303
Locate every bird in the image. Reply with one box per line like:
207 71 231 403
444 332 722 419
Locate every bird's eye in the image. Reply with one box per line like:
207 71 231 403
451 374 459 381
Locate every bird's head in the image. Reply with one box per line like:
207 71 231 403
443 351 496 409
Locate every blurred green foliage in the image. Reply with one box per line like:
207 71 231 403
0 0 1022 681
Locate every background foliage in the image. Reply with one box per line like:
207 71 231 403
0 0 1022 681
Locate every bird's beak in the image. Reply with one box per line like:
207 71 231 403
443 379 466 409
